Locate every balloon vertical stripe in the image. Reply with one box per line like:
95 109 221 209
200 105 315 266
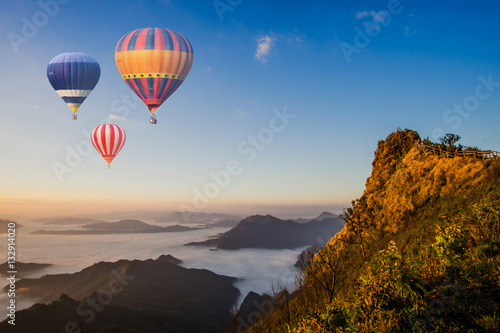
115 27 193 117
91 124 126 167
157 78 169 99
127 30 142 51
154 27 164 50
93 126 105 155
135 29 148 51
104 127 111 154
153 77 160 98
181 34 193 55
169 29 181 52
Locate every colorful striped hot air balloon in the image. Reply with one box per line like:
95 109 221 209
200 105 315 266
47 52 100 120
115 27 194 124
91 124 127 169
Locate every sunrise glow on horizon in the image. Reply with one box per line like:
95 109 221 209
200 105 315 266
1 0 499 220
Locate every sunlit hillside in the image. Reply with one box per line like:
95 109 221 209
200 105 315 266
241 129 500 332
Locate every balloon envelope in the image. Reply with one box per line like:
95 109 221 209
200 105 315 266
91 124 126 168
115 27 194 116
47 52 100 116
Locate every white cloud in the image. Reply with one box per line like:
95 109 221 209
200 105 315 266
255 36 274 63
108 114 127 121
404 25 417 37
356 10 387 23
356 11 372 19
206 66 211 72
237 109 249 116
30 104 50 112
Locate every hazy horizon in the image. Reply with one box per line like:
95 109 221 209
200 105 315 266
0 202 349 222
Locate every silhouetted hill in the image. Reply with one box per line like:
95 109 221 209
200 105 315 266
32 211 244 226
31 219 200 235
33 211 175 223
42 217 105 225
156 254 183 265
81 219 161 230
235 292 274 330
0 261 52 277
0 219 22 233
0 294 208 332
78 210 169 221
312 211 337 221
293 211 338 223
186 214 344 249
2 255 239 332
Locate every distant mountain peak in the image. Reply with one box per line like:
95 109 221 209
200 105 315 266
313 211 338 221
240 214 286 225
156 254 182 265
81 219 159 230
187 213 344 250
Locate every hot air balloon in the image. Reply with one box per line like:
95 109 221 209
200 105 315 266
47 52 101 120
115 27 194 124
91 124 126 169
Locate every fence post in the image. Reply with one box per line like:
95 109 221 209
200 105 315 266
420 144 498 160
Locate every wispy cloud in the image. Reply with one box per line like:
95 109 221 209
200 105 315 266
255 36 274 63
404 25 417 37
237 109 249 116
355 10 387 23
108 114 127 121
29 104 50 112
356 11 372 19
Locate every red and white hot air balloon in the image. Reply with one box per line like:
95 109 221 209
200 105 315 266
91 124 126 169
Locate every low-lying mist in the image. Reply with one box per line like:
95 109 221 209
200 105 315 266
0 222 307 317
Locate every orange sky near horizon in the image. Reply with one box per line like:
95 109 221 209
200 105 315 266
0 195 349 221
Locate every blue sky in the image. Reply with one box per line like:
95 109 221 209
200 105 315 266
1 0 500 219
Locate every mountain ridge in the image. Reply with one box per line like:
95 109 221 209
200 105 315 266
31 219 201 235
186 214 344 249
2 255 239 332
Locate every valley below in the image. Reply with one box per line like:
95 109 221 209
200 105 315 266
0 212 340 331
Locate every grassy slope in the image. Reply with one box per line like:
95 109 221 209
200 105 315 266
243 129 500 333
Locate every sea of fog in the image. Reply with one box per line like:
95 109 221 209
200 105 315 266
0 221 307 318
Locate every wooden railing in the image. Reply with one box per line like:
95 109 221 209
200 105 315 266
418 143 500 160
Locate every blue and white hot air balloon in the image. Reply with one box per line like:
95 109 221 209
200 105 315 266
47 52 100 120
